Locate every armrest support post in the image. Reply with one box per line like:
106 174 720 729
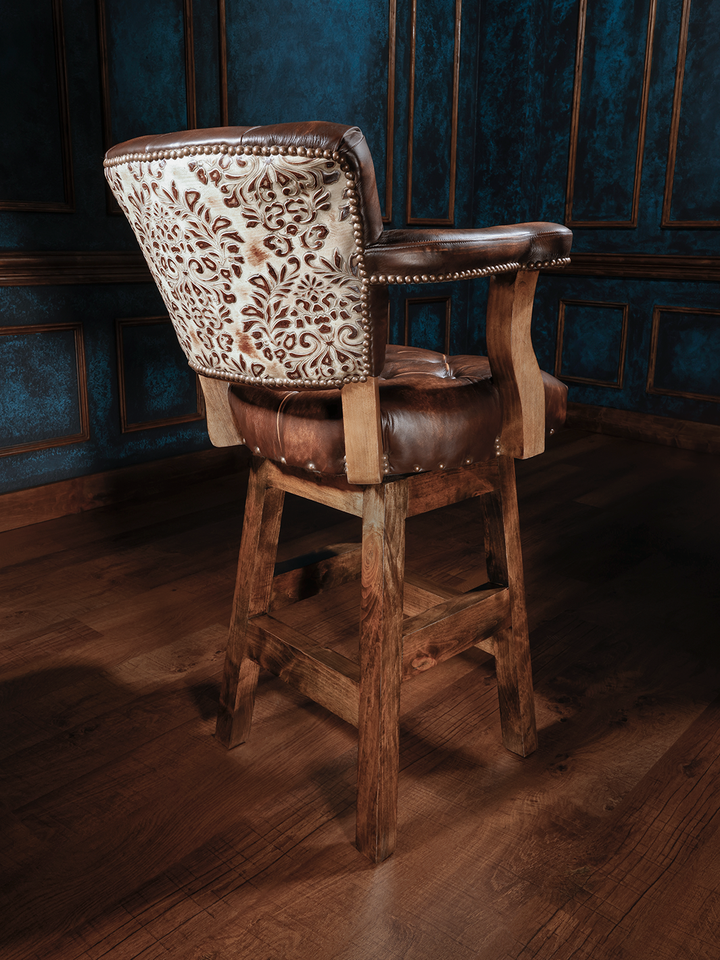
342 378 384 484
486 270 544 460
199 375 244 447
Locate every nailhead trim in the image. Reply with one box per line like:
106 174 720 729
369 256 571 285
103 143 344 166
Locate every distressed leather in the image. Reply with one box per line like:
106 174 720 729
365 223 573 280
226 343 567 477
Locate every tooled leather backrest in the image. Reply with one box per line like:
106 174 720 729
104 122 387 388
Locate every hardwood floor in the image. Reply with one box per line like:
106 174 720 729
1 429 720 959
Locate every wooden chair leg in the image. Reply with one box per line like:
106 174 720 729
356 480 408 862
482 456 538 757
216 459 285 749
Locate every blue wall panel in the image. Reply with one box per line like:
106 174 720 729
535 276 720 425
570 0 653 224
650 308 720 401
2 0 720 497
0 4 69 207
665 0 720 224
118 318 200 429
192 0 223 129
0 284 211 495
103 0 189 144
408 0 458 221
404 298 450 353
556 301 627 386
225 0 392 211
0 327 84 450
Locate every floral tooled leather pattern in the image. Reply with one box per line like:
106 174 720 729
105 152 367 386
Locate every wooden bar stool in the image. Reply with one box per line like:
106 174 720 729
104 122 572 861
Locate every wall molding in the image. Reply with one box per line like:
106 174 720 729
565 0 657 228
555 299 628 389
662 0 719 228
384 0 397 222
116 316 204 432
0 251 151 286
0 446 248 533
566 402 720 455
406 0 461 224
0 0 75 212
218 0 228 124
0 322 89 457
647 305 720 403
544 253 720 283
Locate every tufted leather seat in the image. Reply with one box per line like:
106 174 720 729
227 344 567 477
104 121 572 863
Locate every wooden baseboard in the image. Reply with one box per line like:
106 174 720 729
566 403 720 455
0 446 250 533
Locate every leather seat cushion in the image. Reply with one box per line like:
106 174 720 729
226 344 567 477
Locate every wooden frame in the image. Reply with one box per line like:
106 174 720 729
0 0 74 213
486 271 544 459
218 0 228 125
565 0 657 228
555 299 629 389
383 0 398 222
215 450 535 861
661 0 719 228
406 0 461 225
0 322 89 457
647 305 720 403
116 316 205 433
97 0 198 213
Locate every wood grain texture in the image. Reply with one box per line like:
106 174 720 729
341 377 384 484
269 542 362 611
402 585 509 679
356 479 407 861
216 459 284 748
264 460 364 517
484 456 537 757
405 459 496 516
486 270 545 459
246 615 360 726
543 251 720 282
199 375 244 447
3 428 720 958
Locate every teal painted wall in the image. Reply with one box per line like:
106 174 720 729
1 0 719 495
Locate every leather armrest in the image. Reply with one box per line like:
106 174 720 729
364 222 572 282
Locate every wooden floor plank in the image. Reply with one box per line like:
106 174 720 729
1 431 720 959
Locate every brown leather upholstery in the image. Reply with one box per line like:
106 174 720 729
227 344 568 477
365 224 573 281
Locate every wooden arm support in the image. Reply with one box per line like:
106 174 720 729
341 378 384 484
485 270 544 459
198 375 244 447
